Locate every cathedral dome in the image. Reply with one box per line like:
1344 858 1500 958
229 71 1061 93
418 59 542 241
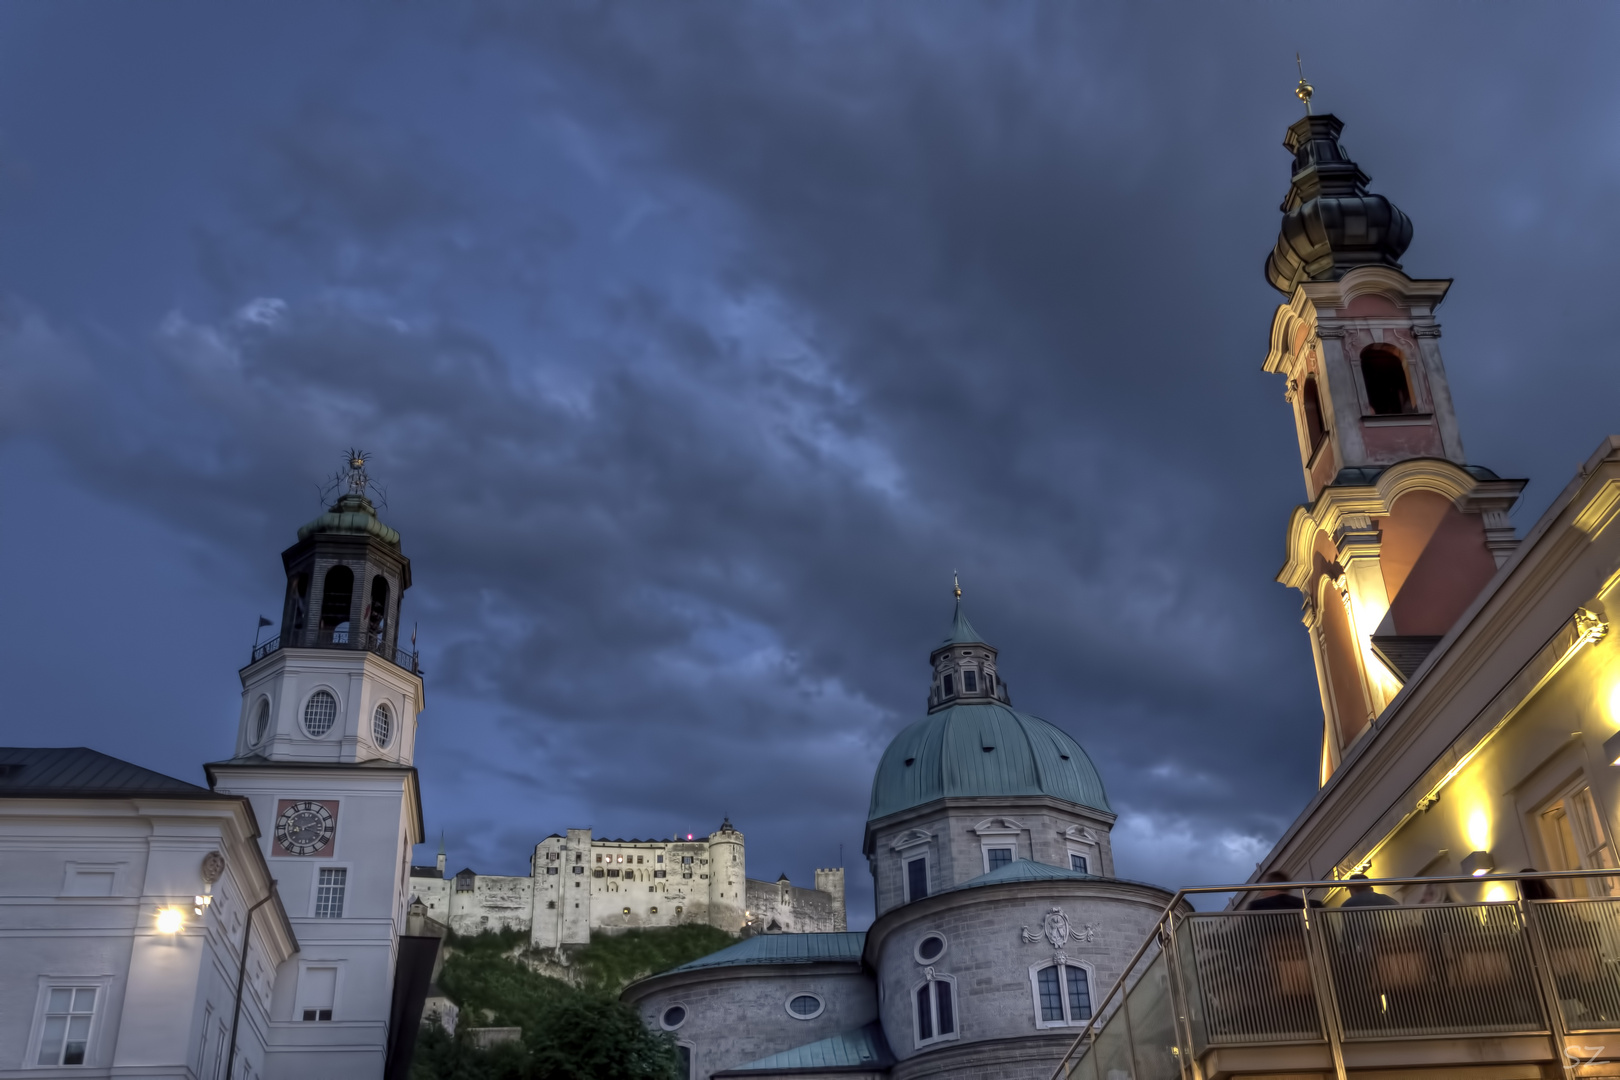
867 702 1110 822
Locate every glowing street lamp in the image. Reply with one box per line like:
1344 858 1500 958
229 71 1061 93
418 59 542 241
155 908 185 934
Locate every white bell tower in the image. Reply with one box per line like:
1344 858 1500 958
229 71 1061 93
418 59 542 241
209 452 428 1080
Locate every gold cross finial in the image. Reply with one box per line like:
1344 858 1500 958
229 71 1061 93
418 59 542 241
953 571 961 601
1295 54 1314 115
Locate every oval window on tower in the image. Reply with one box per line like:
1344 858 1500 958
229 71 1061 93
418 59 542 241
660 1004 688 1031
372 702 393 748
254 698 271 744
303 690 338 737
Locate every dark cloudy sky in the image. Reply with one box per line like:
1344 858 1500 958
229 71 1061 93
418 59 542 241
3 4 1618 928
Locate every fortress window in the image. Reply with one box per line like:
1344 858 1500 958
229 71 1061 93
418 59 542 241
1302 376 1327 451
682 873 692 879
964 670 977 693
655 870 666 878
593 870 604 878
1360 346 1414 415
546 867 558 875
546 900 556 909
682 856 693 864
595 855 602 863
573 866 584 875
455 871 474 892
657 855 664 863
906 857 929 902
943 674 956 697
607 869 619 878
636 856 644 864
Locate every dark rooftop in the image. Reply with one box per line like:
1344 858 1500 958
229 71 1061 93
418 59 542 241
0 747 212 798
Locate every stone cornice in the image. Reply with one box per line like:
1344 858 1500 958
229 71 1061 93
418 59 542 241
861 876 1178 967
863 796 1117 856
1276 459 1526 590
619 959 864 1004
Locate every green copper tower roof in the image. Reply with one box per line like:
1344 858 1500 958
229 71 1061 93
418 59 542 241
939 601 984 648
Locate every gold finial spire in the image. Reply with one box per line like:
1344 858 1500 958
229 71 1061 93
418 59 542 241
1295 54 1314 115
953 570 961 601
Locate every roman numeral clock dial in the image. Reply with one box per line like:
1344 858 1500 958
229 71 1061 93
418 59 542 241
275 800 336 856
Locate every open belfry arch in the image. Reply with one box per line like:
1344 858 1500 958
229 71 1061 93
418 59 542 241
1261 114 1526 785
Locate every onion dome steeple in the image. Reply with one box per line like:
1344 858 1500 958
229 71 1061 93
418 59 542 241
1265 113 1413 295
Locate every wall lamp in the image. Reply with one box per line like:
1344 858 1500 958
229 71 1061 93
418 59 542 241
1461 850 1496 877
155 908 185 934
1604 729 1620 767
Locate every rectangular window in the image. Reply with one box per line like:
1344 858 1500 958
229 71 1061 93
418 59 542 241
636 856 644 864
546 866 558 875
1037 965 1063 1021
298 966 336 1022
315 868 346 918
682 856 693 864
546 900 556 909
935 980 954 1035
1540 785 1620 896
37 987 96 1065
964 670 977 693
1070 853 1089 874
657 854 664 864
988 673 996 694
916 984 933 1040
1065 965 1092 1020
677 1044 692 1079
987 848 1013 872
607 869 620 878
943 673 955 697
594 869 605 878
654 870 666 878
907 857 928 902
573 866 584 874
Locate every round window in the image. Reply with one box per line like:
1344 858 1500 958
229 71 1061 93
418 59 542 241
372 702 393 747
660 1004 687 1030
785 993 824 1020
303 690 338 737
253 699 271 744
915 933 947 964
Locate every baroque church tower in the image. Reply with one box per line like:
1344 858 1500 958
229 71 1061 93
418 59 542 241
1261 92 1525 784
208 453 426 1079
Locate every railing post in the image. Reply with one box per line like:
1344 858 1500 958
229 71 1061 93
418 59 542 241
1161 913 1201 1080
1518 882 1576 1080
1300 890 1348 1080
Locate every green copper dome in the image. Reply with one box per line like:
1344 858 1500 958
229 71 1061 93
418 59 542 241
296 493 400 547
867 702 1111 821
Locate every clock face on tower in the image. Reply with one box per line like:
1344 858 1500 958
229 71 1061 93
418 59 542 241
274 799 338 856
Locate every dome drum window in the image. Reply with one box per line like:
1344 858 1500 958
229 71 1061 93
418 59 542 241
303 690 339 738
253 698 271 744
785 993 824 1020
914 933 947 964
660 1004 688 1031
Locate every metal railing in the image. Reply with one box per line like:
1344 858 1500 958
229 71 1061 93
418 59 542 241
1053 870 1620 1080
249 628 419 674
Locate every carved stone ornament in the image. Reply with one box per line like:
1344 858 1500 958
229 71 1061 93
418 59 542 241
924 966 937 982
1576 607 1609 647
1053 952 1068 967
201 851 225 884
1021 907 1071 949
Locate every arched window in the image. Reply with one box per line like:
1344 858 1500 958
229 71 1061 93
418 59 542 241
1360 346 1413 415
288 574 310 639
1302 376 1327 452
319 566 354 643
1030 960 1093 1029
254 699 272 744
914 973 958 1047
368 575 390 639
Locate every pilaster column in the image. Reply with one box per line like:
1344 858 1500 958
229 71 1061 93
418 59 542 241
1331 515 1400 715
1301 596 1342 784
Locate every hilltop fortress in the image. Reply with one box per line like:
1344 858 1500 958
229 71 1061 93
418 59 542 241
410 820 846 945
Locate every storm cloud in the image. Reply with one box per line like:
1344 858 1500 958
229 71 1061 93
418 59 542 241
3 4 1618 925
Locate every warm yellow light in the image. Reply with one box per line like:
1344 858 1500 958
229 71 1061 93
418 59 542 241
1608 682 1620 721
1466 807 1491 852
1483 883 1511 903
155 908 185 934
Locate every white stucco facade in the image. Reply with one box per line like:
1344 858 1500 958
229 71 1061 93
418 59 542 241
0 754 298 1080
